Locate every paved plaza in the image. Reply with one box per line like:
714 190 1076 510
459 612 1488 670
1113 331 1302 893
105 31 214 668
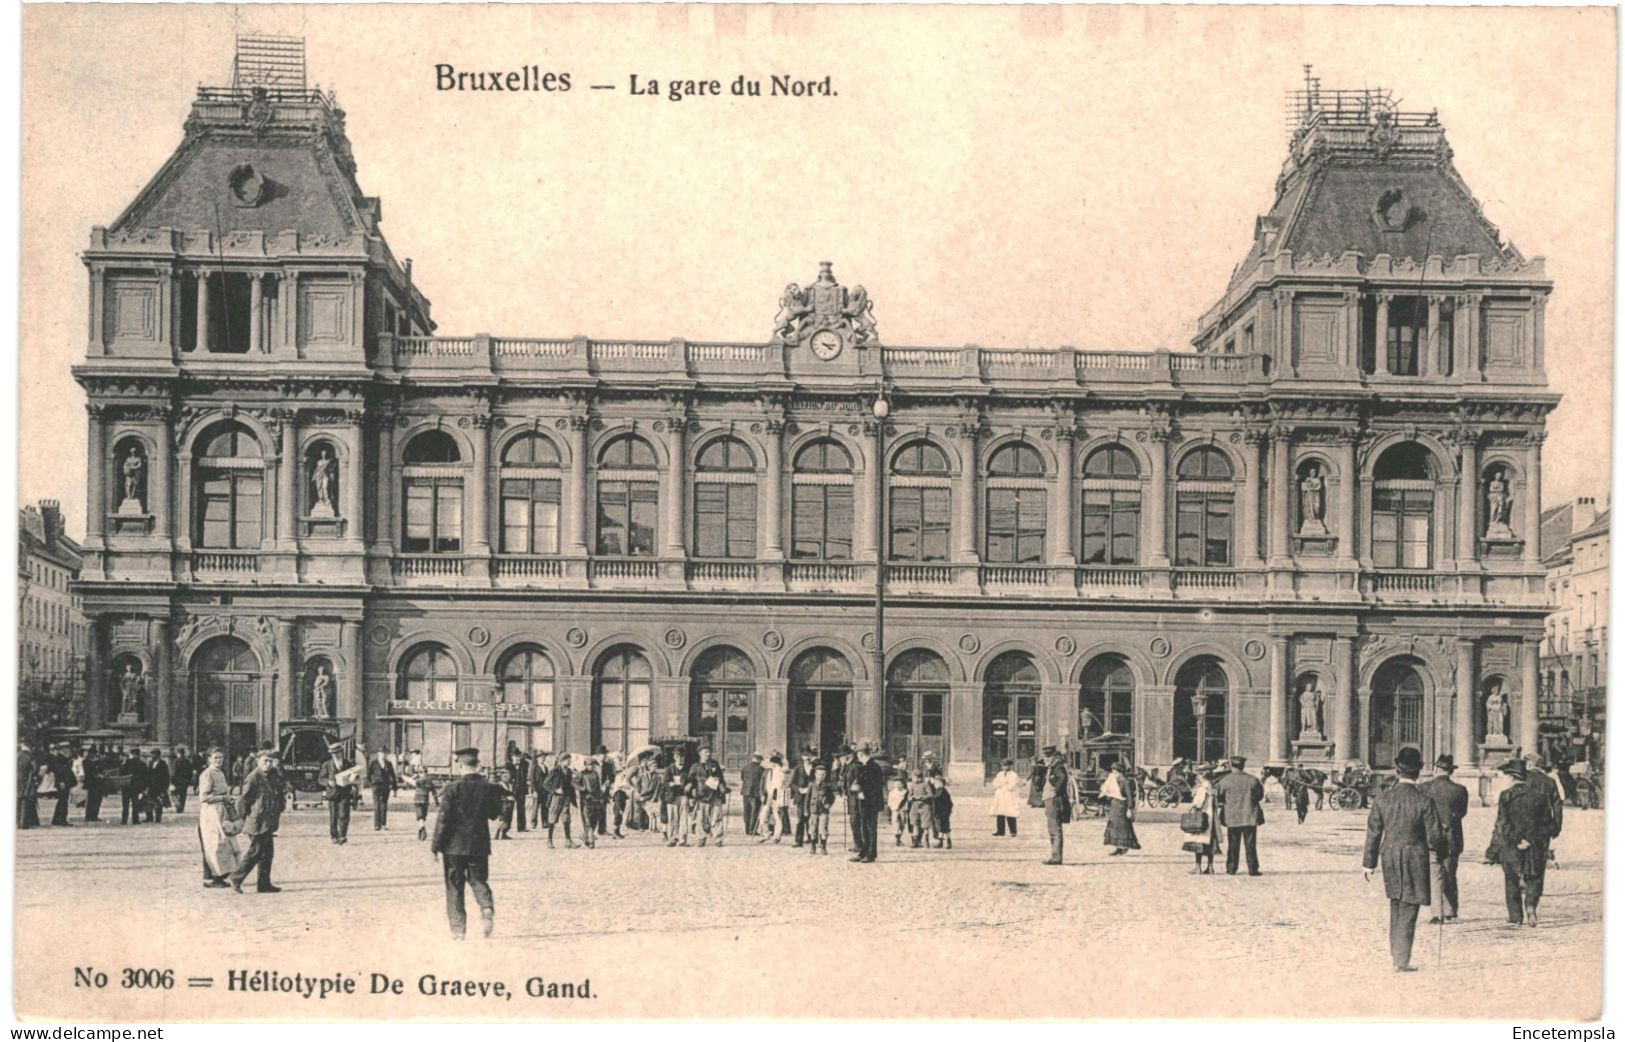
14 792 1602 1021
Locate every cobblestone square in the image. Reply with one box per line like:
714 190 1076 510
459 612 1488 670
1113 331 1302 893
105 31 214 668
13 792 1602 1020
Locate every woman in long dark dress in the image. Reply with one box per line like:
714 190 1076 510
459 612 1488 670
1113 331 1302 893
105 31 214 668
1101 761 1140 855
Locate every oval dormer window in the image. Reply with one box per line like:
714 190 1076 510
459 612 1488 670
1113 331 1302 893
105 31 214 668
227 162 267 207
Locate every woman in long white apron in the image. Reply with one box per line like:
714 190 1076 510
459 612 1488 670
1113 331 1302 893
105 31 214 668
197 748 239 888
990 759 1023 837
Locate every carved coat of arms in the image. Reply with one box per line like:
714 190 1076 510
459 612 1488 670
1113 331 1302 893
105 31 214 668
772 262 878 349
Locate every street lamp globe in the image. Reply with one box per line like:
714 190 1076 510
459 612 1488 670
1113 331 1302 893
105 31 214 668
872 396 890 420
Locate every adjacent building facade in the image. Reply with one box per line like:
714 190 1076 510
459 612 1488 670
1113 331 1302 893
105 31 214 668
73 48 1557 783
19 501 88 739
1541 497 1608 766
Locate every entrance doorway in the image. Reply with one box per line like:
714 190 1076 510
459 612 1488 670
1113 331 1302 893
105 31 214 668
690 647 754 769
788 648 851 759
192 636 261 767
886 649 949 767
1370 660 1424 770
983 652 1039 780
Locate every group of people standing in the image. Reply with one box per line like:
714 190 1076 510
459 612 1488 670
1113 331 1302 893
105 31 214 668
16 740 196 828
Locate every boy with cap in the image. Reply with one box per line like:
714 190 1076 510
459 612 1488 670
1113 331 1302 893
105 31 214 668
410 750 438 842
432 747 505 940
542 752 578 849
573 755 604 849
802 763 836 855
230 747 287 894
318 741 357 844
1422 754 1469 923
1361 746 1448 971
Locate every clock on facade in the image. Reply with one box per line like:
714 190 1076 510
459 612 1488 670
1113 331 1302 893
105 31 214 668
809 329 842 360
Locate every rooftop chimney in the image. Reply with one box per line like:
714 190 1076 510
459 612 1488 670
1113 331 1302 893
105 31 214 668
1573 497 1597 533
39 500 62 542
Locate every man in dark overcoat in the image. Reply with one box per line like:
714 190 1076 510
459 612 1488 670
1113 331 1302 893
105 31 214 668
367 749 397 831
1361 746 1448 971
120 747 147 825
1494 758 1556 927
143 748 169 823
49 744 77 826
543 752 579 849
847 742 886 863
170 746 195 815
431 747 505 940
740 753 764 837
1215 755 1265 876
1038 745 1070 865
1422 754 1469 923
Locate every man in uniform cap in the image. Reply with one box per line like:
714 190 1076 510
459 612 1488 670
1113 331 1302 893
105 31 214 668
1361 746 1448 971
1215 755 1265 876
1422 754 1469 923
1492 757 1555 927
318 741 357 844
848 742 886 863
431 747 505 940
1038 746 1070 865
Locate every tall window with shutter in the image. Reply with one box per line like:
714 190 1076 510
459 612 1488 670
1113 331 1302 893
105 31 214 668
595 435 659 557
889 441 952 562
790 439 854 559
692 437 757 559
984 442 1046 564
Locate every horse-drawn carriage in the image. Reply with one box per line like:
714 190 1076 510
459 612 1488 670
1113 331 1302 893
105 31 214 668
1321 760 1396 810
1060 734 1135 818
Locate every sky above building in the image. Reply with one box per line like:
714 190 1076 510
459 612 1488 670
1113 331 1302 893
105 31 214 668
20 5 1615 537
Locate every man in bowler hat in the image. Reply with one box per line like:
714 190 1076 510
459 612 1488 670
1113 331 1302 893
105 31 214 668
318 741 356 844
847 742 886 863
1038 745 1070 865
1493 757 1555 927
1361 746 1448 971
431 747 505 940
1215 755 1265 875
1423 753 1469 923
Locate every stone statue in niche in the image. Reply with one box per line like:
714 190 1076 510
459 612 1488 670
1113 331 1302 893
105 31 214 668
1297 677 1324 737
310 449 337 518
1298 464 1327 536
118 446 146 515
1485 468 1515 539
117 662 145 718
311 666 334 719
1484 680 1510 740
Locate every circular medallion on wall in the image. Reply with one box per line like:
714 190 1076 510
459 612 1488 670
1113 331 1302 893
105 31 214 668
1150 637 1171 658
369 625 391 647
566 627 588 648
959 633 980 654
468 625 490 648
861 631 877 652
1055 635 1076 657
762 630 784 651
664 628 687 649
1244 639 1266 661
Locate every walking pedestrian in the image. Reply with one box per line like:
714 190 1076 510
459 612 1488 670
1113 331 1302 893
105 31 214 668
790 750 817 847
196 747 238 888
757 752 788 842
411 755 439 842
544 752 579 849
740 753 764 836
431 747 504 941
120 747 146 825
1037 745 1070 866
1182 766 1221 874
930 773 954 849
990 758 1021 837
318 741 357 844
229 748 286 894
50 744 78 826
573 755 604 848
905 769 934 847
1491 758 1555 928
847 742 885 863
1423 754 1468 924
368 748 397 831
687 746 729 846
142 748 168 823
1360 746 1447 972
1215 756 1265 876
1101 760 1139 855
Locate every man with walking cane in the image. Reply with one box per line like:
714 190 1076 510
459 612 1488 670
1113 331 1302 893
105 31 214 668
1491 757 1555 928
1361 746 1448 972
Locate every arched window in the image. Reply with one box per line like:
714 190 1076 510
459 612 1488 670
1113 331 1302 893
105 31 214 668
1370 661 1425 769
985 443 1046 564
983 651 1039 778
690 647 755 768
890 441 952 563
1081 444 1142 565
594 646 652 754
195 422 265 549
693 437 757 560
498 646 556 753
788 648 852 758
596 435 658 557
500 433 562 555
402 432 463 554
1080 654 1135 738
399 644 458 702
1373 444 1436 569
1175 447 1234 568
886 649 949 764
791 440 854 560
1173 657 1228 763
